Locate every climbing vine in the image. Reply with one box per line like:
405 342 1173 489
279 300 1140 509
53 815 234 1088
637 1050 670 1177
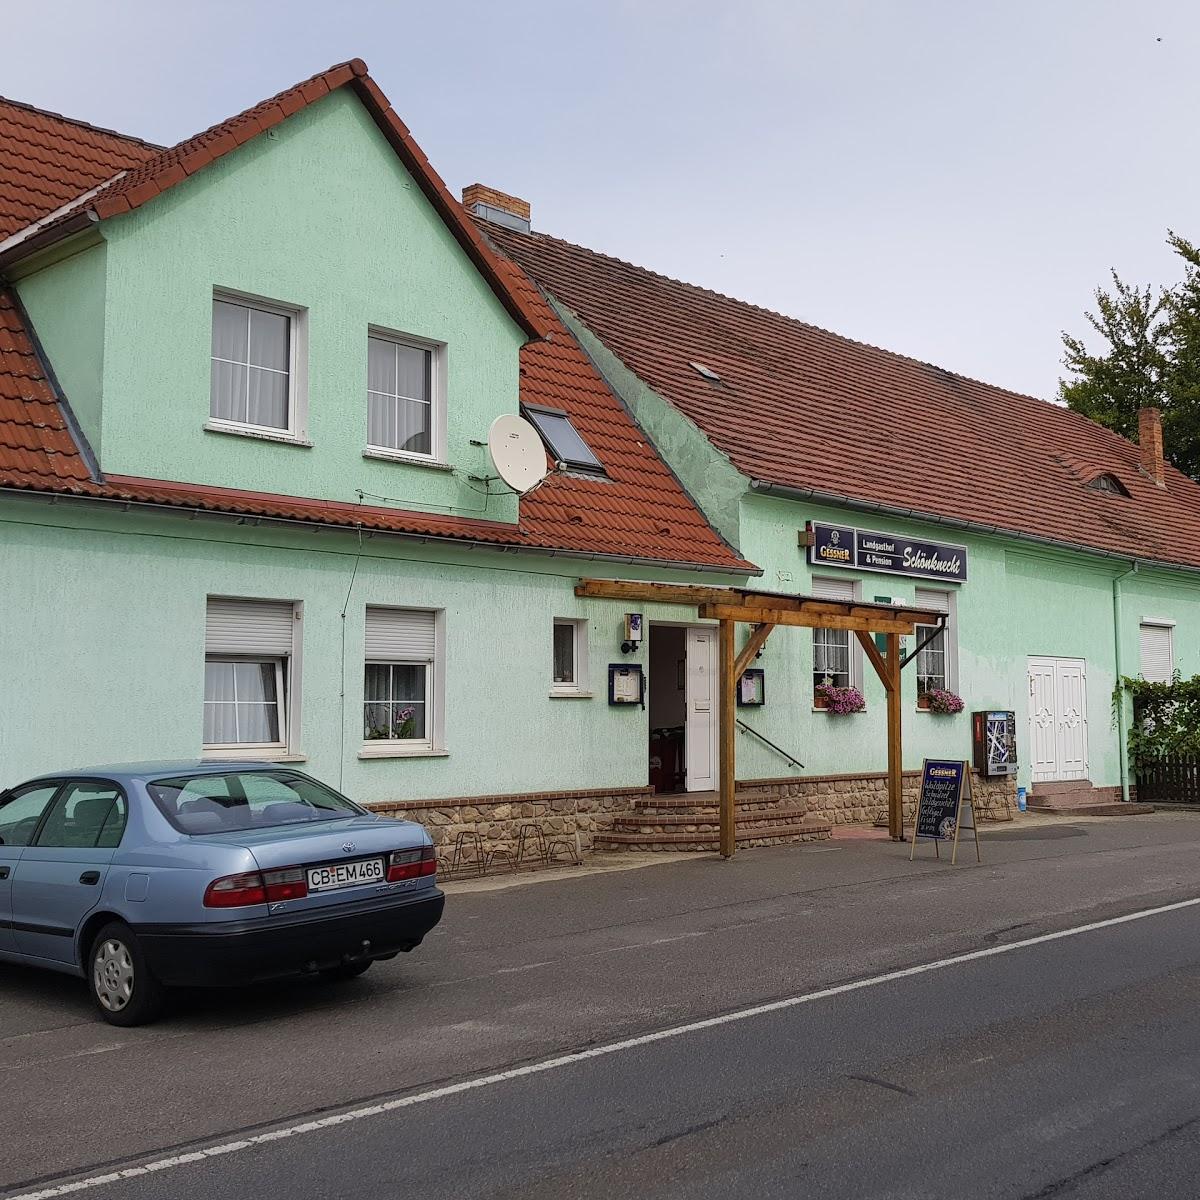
1112 674 1200 766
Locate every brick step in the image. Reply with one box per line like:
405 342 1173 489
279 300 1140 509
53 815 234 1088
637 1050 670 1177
633 797 799 818
1027 786 1125 809
1027 799 1155 816
613 806 812 834
1029 779 1095 797
595 819 833 853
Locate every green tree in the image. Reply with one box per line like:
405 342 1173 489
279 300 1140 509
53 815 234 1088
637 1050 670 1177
1059 235 1200 480
1058 272 1169 444
1159 232 1200 479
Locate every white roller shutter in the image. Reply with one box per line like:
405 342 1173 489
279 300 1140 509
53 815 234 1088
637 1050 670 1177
1139 623 1174 683
365 606 436 662
810 575 856 602
915 588 950 613
205 597 295 656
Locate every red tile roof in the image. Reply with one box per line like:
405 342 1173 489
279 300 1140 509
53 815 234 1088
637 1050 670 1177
0 61 549 342
0 64 749 570
486 224 1200 572
0 279 750 570
0 97 159 242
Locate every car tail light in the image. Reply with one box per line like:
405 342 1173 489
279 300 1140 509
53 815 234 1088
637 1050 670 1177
204 871 268 908
387 845 437 882
204 867 309 907
263 867 308 902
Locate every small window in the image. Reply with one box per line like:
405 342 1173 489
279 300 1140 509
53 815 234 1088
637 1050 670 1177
1087 473 1130 497
811 576 860 702
1139 622 1174 683
211 295 299 434
204 660 286 747
203 597 297 754
523 406 604 473
363 606 440 748
367 333 441 460
552 619 589 694
914 588 954 704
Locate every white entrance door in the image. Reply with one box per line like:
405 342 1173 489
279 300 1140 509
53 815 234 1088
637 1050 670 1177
685 628 719 792
1027 656 1089 782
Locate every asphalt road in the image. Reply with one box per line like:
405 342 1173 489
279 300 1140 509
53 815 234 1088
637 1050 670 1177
5 813 1200 1199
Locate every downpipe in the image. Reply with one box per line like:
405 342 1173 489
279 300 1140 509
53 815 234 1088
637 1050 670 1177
1113 562 1138 804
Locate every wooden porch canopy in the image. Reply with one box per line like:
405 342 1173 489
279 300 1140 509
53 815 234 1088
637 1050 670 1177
575 579 948 856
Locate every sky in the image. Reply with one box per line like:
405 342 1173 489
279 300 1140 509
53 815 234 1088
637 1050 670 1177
5 0 1198 401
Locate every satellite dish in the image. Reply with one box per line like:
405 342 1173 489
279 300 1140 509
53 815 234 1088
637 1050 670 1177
487 414 549 494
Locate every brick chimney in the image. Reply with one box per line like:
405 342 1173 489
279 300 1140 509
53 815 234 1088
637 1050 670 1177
1138 406 1166 487
462 183 530 233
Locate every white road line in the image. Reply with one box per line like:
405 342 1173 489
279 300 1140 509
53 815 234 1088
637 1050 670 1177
11 894 1200 1200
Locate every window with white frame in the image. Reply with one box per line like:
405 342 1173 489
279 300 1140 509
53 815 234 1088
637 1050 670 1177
364 606 438 746
811 575 859 701
367 333 441 459
204 597 298 752
552 618 589 694
1139 620 1175 683
914 588 954 703
210 295 302 435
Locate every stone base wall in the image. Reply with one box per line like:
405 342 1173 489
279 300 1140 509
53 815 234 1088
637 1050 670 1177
368 785 651 864
738 770 1018 826
739 768 1012 825
371 773 1015 867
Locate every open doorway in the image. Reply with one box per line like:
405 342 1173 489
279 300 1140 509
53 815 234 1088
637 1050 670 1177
648 624 719 794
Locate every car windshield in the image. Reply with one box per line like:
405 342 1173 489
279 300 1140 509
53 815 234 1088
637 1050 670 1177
147 770 364 835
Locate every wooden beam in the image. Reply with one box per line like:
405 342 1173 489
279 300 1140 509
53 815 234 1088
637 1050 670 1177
719 618 737 859
885 631 904 841
574 579 734 605
733 622 775 681
854 629 894 692
698 603 918 634
574 579 945 627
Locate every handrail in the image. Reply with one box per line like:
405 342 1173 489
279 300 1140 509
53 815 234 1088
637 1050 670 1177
735 718 804 770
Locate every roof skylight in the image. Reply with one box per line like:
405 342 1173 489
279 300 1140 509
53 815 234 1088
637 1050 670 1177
690 361 720 382
1087 473 1130 497
523 405 605 474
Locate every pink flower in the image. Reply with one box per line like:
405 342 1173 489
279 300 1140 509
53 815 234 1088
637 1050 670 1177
816 684 866 714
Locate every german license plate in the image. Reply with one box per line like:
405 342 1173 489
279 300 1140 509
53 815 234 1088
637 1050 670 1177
307 858 385 892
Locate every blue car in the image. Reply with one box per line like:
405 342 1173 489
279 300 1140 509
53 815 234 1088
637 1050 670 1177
0 762 444 1025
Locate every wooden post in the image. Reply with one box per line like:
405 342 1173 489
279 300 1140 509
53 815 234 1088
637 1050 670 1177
886 631 903 840
719 617 737 859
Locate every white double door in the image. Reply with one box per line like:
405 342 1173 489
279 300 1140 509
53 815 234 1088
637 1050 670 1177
1027 656 1088 783
685 627 719 792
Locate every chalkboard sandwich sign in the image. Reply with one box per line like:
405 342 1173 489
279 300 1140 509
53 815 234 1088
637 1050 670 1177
910 758 981 865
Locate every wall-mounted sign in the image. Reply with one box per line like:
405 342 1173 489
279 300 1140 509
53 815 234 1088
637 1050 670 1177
608 664 645 706
807 522 968 583
737 669 765 707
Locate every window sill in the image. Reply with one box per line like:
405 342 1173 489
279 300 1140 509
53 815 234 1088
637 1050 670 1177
358 745 449 760
363 448 453 471
550 690 594 699
204 421 312 448
811 707 867 714
202 749 308 763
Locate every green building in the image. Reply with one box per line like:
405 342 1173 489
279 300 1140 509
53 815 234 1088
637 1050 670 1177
2 60 1198 855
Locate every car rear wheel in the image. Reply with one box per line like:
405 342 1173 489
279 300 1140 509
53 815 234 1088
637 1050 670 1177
319 960 373 982
88 921 166 1026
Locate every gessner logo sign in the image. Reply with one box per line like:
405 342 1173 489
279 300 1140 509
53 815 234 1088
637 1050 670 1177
808 522 968 582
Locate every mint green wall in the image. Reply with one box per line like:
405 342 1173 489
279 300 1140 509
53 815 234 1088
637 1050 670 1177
734 493 1200 790
18 90 525 523
0 499 747 798
14 240 107 456
552 301 748 549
